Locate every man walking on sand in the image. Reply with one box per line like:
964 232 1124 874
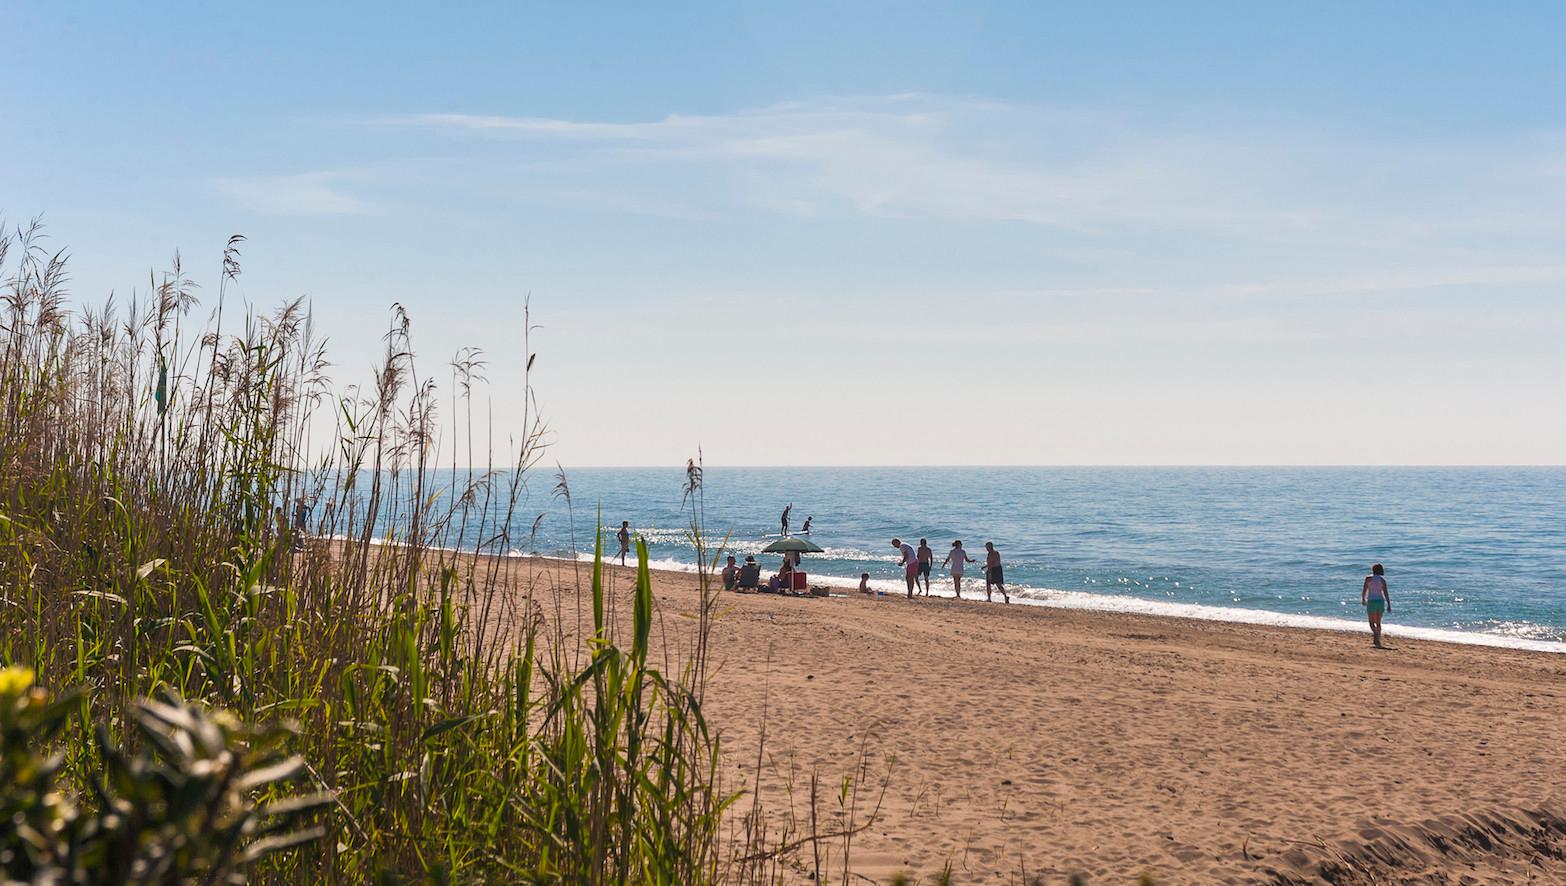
892 538 918 599
983 542 1009 603
916 539 934 595
617 520 632 566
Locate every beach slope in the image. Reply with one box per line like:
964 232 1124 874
509 559 1566 884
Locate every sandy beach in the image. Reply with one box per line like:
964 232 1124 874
499 555 1566 884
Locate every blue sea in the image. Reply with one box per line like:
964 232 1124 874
413 467 1566 652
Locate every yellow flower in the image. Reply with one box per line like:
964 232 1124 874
0 665 35 696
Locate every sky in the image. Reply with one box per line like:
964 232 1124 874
3 1 1564 466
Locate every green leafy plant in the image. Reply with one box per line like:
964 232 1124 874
0 666 329 883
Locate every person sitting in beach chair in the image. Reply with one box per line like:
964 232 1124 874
737 556 761 591
769 559 795 594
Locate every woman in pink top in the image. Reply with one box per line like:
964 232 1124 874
1361 563 1391 648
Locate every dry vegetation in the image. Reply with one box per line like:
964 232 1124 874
0 220 749 882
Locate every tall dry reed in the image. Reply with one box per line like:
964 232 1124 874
0 220 736 882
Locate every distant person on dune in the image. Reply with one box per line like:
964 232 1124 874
916 539 934 595
983 542 1009 603
943 540 975 599
1362 563 1392 648
617 520 632 566
781 503 793 537
892 538 918 599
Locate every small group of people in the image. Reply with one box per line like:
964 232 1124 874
873 538 1009 603
629 510 1398 647
719 554 808 594
779 504 811 537
271 497 312 551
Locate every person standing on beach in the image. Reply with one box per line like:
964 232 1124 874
722 555 739 591
1362 563 1392 648
616 520 632 566
781 503 793 537
291 497 311 551
916 539 934 595
983 542 1009 603
892 538 918 599
943 540 975 599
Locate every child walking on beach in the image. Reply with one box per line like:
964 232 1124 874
1362 563 1391 648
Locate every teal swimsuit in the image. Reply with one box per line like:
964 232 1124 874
1365 575 1388 615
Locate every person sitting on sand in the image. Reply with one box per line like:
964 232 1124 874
770 559 795 594
737 556 761 591
722 555 739 591
983 542 1009 604
858 572 872 595
916 539 934 595
943 540 975 599
1362 563 1392 648
892 538 918 599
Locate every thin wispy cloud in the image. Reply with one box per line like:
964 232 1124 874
374 95 1566 247
214 170 371 215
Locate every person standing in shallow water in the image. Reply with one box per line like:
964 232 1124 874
916 539 934 595
616 520 632 566
983 542 1009 603
892 538 918 599
943 540 975 599
1362 563 1392 648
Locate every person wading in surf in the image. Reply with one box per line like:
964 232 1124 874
892 538 918 599
983 542 1009 604
616 520 632 566
1362 563 1392 648
916 539 934 595
943 540 975 599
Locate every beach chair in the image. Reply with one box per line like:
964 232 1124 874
737 564 761 590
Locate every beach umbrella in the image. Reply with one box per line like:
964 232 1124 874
760 537 825 554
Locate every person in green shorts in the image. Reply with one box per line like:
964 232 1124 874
1361 563 1391 648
